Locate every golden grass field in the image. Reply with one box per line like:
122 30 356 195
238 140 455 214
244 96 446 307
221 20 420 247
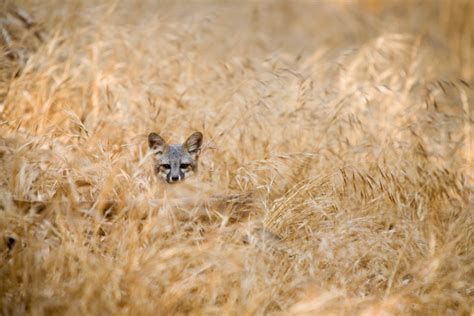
0 0 473 314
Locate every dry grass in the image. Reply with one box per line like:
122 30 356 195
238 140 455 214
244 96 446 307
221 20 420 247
0 0 473 315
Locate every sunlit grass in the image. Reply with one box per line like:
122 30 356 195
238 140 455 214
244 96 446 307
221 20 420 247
0 0 473 314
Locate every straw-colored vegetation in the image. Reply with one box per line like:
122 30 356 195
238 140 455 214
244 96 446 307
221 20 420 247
1 0 473 314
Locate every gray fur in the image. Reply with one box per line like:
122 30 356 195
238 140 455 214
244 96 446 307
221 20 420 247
148 132 203 183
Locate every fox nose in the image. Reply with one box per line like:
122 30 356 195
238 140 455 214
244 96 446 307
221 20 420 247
167 168 184 183
170 175 180 182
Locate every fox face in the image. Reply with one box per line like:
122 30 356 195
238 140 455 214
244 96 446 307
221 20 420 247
148 131 203 183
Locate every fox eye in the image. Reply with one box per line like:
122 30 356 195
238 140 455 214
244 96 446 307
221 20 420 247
180 163 190 169
161 164 171 170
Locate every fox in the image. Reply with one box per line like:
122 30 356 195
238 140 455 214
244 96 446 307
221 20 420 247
148 131 203 183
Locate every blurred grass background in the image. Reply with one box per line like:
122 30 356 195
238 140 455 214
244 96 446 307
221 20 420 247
0 0 473 315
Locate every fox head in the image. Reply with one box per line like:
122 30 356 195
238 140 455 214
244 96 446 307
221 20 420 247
148 131 203 183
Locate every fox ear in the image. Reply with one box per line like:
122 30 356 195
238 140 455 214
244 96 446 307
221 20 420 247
184 131 203 155
148 132 166 154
